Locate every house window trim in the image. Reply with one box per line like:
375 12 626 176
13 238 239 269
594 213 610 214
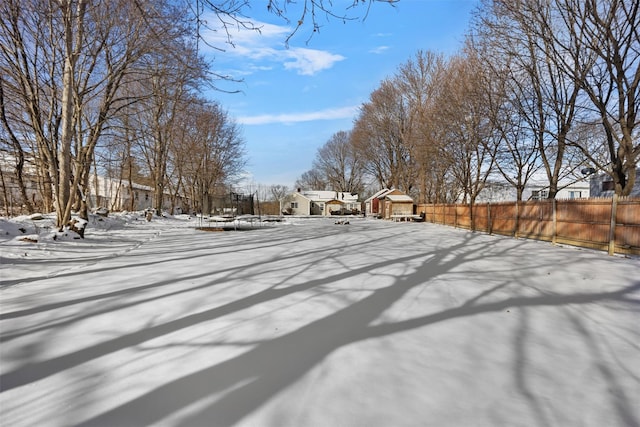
602 181 615 192
531 189 548 201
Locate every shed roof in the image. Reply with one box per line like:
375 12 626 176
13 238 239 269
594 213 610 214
386 194 414 202
365 188 392 202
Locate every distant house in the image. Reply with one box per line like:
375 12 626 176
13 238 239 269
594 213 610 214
475 177 591 202
589 168 640 198
0 151 39 214
287 189 360 216
88 176 153 211
525 178 590 200
87 176 191 213
1 151 189 214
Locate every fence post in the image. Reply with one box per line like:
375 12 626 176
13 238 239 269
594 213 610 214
454 204 458 228
488 202 492 235
552 198 557 245
608 194 619 256
514 201 519 238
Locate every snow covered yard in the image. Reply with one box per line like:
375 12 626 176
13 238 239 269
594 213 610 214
1 214 639 427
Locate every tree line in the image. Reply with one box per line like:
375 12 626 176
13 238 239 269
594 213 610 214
0 0 249 229
0 0 392 230
297 0 639 205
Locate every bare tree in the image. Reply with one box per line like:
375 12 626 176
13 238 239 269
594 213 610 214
468 33 542 201
477 0 585 199
437 49 499 226
168 99 246 215
270 184 289 215
98 108 149 212
311 131 364 193
0 0 198 231
295 169 327 191
196 0 399 48
0 77 34 213
352 79 416 193
551 0 639 195
393 50 447 203
0 0 64 215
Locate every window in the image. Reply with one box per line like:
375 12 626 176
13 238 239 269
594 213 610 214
602 181 615 191
290 202 298 209
569 191 582 199
531 190 548 200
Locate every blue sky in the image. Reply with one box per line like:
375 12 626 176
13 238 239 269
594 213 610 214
201 0 479 188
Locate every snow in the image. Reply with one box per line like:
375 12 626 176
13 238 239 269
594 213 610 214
1 212 639 427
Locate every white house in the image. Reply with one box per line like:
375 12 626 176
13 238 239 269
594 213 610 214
525 177 590 200
87 176 155 212
476 176 591 202
287 190 360 216
0 150 189 214
0 151 39 214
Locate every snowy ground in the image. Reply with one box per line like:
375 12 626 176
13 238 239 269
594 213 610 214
1 212 639 427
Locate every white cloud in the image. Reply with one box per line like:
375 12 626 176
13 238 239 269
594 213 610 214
201 18 344 76
369 45 390 54
200 20 289 51
283 48 345 75
238 105 359 125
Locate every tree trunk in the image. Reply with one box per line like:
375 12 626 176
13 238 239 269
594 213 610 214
0 167 11 216
57 0 87 229
58 57 74 228
0 78 34 213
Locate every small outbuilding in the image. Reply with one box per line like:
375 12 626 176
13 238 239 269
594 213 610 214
364 188 391 217
382 190 415 220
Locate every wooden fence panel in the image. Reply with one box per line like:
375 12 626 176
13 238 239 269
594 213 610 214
443 205 456 227
615 198 640 254
474 204 490 233
518 201 553 241
439 204 448 225
491 202 517 236
456 205 471 229
556 199 610 249
416 198 640 256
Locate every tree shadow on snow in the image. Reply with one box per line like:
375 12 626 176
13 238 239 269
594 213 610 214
68 232 640 427
0 226 430 389
0 225 402 346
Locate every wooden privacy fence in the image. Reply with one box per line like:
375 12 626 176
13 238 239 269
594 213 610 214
416 196 640 256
